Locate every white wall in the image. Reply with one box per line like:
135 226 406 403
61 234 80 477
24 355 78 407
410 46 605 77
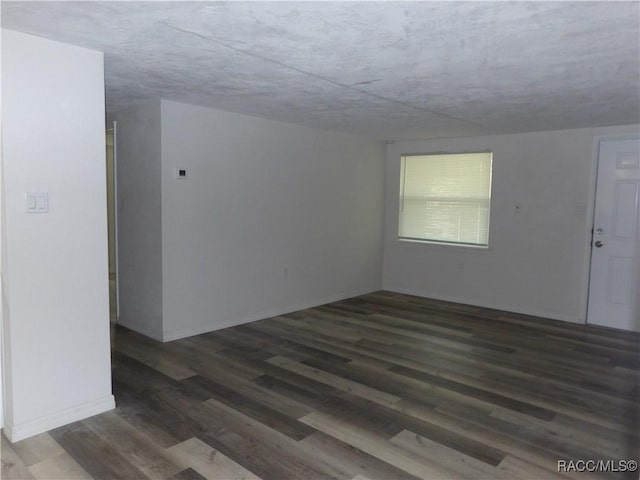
1 30 114 441
111 101 164 340
160 100 385 340
383 125 640 323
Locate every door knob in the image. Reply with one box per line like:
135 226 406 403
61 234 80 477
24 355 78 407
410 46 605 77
594 241 604 248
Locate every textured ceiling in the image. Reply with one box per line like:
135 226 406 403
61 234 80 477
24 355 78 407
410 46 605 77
2 1 639 139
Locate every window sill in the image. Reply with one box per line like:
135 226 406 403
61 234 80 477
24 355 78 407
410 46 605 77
397 237 491 251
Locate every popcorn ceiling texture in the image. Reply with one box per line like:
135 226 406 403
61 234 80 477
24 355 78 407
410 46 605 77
2 1 638 139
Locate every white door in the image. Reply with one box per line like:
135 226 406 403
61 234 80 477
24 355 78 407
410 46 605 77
588 138 640 331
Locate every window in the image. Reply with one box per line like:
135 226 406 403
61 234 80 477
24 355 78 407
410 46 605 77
398 152 493 246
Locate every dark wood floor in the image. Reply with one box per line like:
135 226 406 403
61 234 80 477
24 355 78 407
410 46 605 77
3 291 639 479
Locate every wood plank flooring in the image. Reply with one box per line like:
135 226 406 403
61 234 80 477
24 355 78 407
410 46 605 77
3 291 639 479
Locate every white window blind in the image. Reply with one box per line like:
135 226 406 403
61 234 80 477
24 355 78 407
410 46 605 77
399 152 493 246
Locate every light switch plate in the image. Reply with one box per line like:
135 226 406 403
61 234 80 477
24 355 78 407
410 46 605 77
25 192 48 213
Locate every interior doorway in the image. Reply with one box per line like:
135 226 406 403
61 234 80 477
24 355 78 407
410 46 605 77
587 138 640 331
106 126 118 323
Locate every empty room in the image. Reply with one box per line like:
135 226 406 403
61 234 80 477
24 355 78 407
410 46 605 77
1 2 639 479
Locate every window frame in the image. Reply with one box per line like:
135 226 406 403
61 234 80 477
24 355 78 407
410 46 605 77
397 150 493 248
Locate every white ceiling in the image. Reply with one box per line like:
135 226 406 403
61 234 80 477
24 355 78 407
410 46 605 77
2 1 639 140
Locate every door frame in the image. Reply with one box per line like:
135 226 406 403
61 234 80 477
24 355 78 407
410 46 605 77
113 121 120 319
584 132 640 326
107 121 120 320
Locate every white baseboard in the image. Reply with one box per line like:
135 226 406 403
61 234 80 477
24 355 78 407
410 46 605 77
116 319 164 341
383 285 584 324
3 395 115 443
162 286 380 342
